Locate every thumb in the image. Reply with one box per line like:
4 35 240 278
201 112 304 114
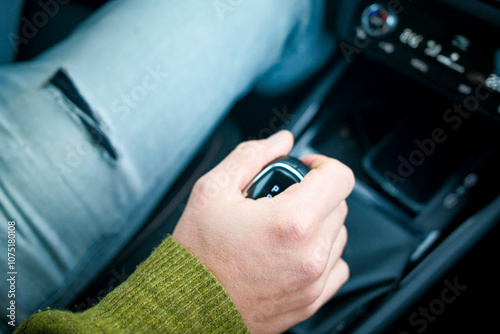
211 130 294 193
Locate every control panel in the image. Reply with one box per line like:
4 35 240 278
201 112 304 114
347 0 500 120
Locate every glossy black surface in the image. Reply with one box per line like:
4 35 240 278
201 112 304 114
245 157 309 200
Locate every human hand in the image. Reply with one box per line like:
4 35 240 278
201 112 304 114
173 130 354 333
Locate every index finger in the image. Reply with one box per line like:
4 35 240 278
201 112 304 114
280 154 355 220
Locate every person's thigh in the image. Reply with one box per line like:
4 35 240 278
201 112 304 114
0 0 320 327
0 0 24 63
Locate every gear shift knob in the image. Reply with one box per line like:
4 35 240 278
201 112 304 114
244 156 310 199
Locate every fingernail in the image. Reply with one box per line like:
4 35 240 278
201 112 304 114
268 130 289 143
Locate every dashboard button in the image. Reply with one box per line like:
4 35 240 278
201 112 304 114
361 3 399 37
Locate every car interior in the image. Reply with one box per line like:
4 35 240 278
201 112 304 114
8 0 500 333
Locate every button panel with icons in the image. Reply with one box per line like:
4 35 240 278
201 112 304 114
354 0 500 120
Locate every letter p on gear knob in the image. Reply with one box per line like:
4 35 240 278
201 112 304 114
243 156 310 200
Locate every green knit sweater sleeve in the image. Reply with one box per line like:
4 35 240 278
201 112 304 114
15 236 250 333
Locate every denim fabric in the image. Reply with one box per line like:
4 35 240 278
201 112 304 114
0 0 328 330
0 0 25 64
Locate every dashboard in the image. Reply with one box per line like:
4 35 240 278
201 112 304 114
336 0 500 121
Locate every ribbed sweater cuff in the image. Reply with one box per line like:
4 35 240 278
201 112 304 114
16 236 250 333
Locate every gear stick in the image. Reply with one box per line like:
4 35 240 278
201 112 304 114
244 156 310 199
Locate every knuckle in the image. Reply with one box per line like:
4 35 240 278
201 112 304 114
339 164 356 192
274 209 318 244
337 226 348 249
274 218 309 244
302 283 324 306
193 175 210 193
299 252 328 283
297 210 320 232
235 140 262 157
338 200 349 218
235 140 251 152
300 302 322 321
192 174 219 200
322 159 355 193
338 259 350 284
